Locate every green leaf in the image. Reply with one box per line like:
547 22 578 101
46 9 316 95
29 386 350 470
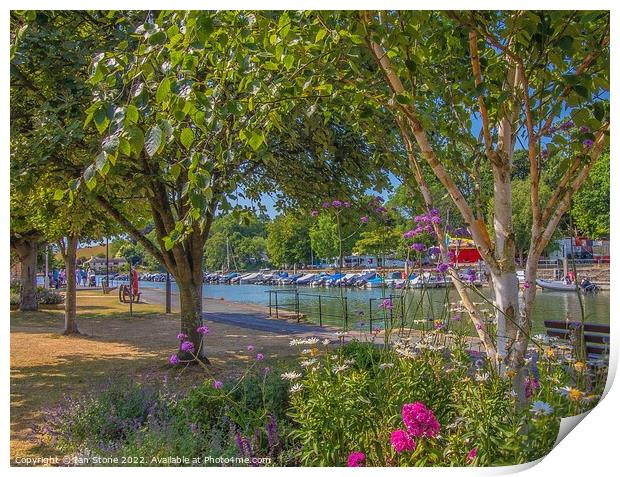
283 55 295 70
315 29 327 42
118 138 131 156
95 151 108 171
53 189 65 201
156 77 171 103
94 107 109 134
125 104 139 124
125 125 144 158
169 163 182 180
180 127 195 150
145 125 163 157
248 131 264 151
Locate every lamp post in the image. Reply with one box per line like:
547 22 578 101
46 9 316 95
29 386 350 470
165 271 171 314
106 237 109 287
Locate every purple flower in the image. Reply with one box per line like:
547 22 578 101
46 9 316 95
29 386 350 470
169 354 180 365
430 215 441 224
263 366 271 374
467 448 478 464
310 210 319 217
452 314 461 322
322 201 330 209
436 262 450 274
549 126 557 134
180 341 195 353
541 149 550 159
196 325 209 335
475 323 483 330
411 242 426 252
525 376 540 399
560 120 574 131
390 428 416 453
347 451 366 467
213 380 223 389
374 195 384 203
332 200 342 208
360 216 369 224
579 126 590 133
429 208 440 216
378 298 393 310
176 333 188 341
402 402 441 438
523 281 531 289
403 230 416 239
583 139 594 148
375 206 388 215
256 353 264 361
343 201 351 208
247 344 254 352
189 422 198 433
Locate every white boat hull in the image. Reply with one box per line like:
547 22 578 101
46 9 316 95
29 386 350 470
535 279 577 291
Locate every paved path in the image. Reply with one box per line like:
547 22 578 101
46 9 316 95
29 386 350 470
140 287 337 336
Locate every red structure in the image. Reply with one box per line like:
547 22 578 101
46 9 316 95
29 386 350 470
447 237 482 264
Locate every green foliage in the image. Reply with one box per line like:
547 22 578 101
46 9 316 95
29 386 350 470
266 213 311 267
309 214 339 261
572 153 610 238
36 287 64 305
205 212 269 271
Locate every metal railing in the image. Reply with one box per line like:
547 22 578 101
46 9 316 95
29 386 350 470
266 289 405 330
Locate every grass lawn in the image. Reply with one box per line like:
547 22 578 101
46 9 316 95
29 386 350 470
10 290 302 463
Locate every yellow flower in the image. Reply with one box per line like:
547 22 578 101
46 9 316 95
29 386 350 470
309 347 320 357
574 361 586 373
545 348 555 359
506 370 517 379
568 388 584 401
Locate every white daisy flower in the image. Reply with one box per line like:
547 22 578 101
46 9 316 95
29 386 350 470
289 383 303 394
379 363 395 370
280 371 302 381
332 364 349 373
300 358 317 368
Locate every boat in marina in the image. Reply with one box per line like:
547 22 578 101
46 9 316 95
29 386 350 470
411 272 452 289
535 279 578 291
365 276 385 288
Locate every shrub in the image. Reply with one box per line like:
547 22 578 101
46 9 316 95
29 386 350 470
10 293 20 306
36 287 64 305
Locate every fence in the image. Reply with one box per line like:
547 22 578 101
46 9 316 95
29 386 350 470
266 289 405 331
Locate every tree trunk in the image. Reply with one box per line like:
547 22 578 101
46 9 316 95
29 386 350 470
14 238 39 311
177 275 206 361
62 235 79 335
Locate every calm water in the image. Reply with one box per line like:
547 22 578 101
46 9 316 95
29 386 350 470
126 280 609 334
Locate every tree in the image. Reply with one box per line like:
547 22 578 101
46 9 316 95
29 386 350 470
258 11 609 396
11 11 125 333
571 152 610 238
309 214 339 264
266 213 311 268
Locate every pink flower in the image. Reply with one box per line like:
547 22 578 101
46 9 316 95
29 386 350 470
347 451 365 467
256 353 264 361
523 281 531 289
213 380 223 389
402 402 441 438
466 447 478 464
247 344 254 352
180 341 195 353
390 429 416 453
310 210 319 217
332 200 342 208
378 298 393 310
360 216 369 224
176 332 188 341
196 325 209 335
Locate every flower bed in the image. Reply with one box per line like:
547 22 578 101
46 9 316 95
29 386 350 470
34 321 605 467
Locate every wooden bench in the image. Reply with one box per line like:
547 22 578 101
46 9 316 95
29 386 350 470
544 320 610 361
